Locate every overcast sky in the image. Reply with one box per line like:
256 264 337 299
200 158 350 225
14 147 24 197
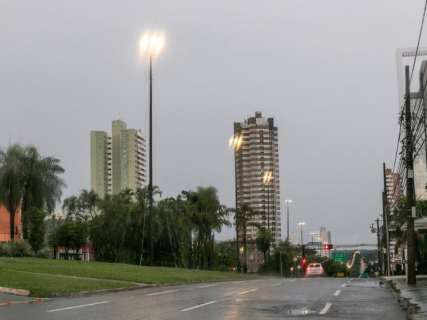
1 0 425 244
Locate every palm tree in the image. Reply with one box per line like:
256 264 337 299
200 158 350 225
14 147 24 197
234 204 259 273
0 145 26 240
256 228 273 268
184 187 229 269
21 146 65 238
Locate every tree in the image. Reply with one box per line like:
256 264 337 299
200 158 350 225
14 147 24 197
54 219 88 255
184 187 230 269
256 228 273 268
214 240 235 271
28 208 46 253
21 146 64 238
234 204 259 273
0 145 26 241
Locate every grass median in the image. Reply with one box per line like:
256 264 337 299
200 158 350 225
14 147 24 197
0 257 254 297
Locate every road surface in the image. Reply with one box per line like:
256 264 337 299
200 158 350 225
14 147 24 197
0 277 405 319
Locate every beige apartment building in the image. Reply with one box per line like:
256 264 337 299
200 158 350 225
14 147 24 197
91 120 146 198
233 112 282 270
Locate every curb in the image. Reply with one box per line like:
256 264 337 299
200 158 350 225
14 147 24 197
0 298 49 308
0 287 30 296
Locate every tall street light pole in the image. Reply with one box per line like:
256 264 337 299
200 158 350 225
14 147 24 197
298 222 305 257
229 134 243 272
263 171 273 231
138 31 165 265
284 200 293 242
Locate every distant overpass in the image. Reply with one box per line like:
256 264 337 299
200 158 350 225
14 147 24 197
333 244 377 250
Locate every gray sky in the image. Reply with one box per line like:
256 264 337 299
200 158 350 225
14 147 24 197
0 0 424 244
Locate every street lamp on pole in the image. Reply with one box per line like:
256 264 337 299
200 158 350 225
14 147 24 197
298 222 306 257
262 170 273 230
284 199 293 242
138 31 165 265
229 133 243 272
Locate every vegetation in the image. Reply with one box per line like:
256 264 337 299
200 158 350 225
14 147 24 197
322 259 348 277
0 257 253 296
390 197 427 274
256 228 273 266
234 204 259 272
0 144 64 243
49 186 231 271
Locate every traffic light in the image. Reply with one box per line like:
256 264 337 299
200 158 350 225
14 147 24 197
323 243 333 251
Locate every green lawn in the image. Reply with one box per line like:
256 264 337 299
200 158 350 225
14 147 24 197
0 257 253 297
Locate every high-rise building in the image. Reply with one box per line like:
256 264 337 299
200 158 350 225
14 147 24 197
90 120 146 197
319 226 331 244
233 112 282 249
384 167 403 209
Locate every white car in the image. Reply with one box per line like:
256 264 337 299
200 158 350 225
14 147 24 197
305 263 324 277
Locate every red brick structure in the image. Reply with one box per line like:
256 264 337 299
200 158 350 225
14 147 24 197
0 204 22 242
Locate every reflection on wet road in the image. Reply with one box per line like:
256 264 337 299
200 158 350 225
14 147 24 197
0 278 406 320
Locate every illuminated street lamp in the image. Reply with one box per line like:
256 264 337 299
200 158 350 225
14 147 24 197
229 134 243 151
229 133 243 272
263 170 273 230
138 31 165 265
284 199 293 242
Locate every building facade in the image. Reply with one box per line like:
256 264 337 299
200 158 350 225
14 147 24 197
384 167 403 210
90 120 146 197
233 112 282 270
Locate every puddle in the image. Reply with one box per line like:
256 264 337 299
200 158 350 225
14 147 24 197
346 280 380 288
255 304 317 317
287 307 317 316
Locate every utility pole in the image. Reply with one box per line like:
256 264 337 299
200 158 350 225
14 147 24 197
382 163 391 276
404 65 417 285
376 218 383 275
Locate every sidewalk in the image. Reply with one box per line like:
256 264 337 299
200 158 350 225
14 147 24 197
385 276 427 319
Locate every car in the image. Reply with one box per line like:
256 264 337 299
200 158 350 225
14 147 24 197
305 263 324 277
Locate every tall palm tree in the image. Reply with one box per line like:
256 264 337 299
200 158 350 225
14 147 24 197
21 146 65 237
0 145 26 240
234 204 259 273
185 187 229 269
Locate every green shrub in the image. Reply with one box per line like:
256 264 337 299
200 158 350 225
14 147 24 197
35 247 51 258
322 259 348 277
0 240 34 257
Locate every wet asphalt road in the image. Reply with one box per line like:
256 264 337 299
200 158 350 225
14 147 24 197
0 277 405 320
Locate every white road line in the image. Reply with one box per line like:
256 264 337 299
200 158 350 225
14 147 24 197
341 283 347 288
334 289 341 297
47 301 110 313
147 289 179 296
272 282 282 287
198 284 218 289
224 290 240 297
319 302 332 315
238 288 257 295
180 300 217 312
288 279 296 282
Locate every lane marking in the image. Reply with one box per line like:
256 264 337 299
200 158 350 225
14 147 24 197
288 279 296 282
341 283 347 288
238 288 257 295
224 290 240 297
319 302 332 315
198 284 218 289
272 282 282 287
47 300 110 313
147 289 179 296
181 300 216 312
334 290 341 297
